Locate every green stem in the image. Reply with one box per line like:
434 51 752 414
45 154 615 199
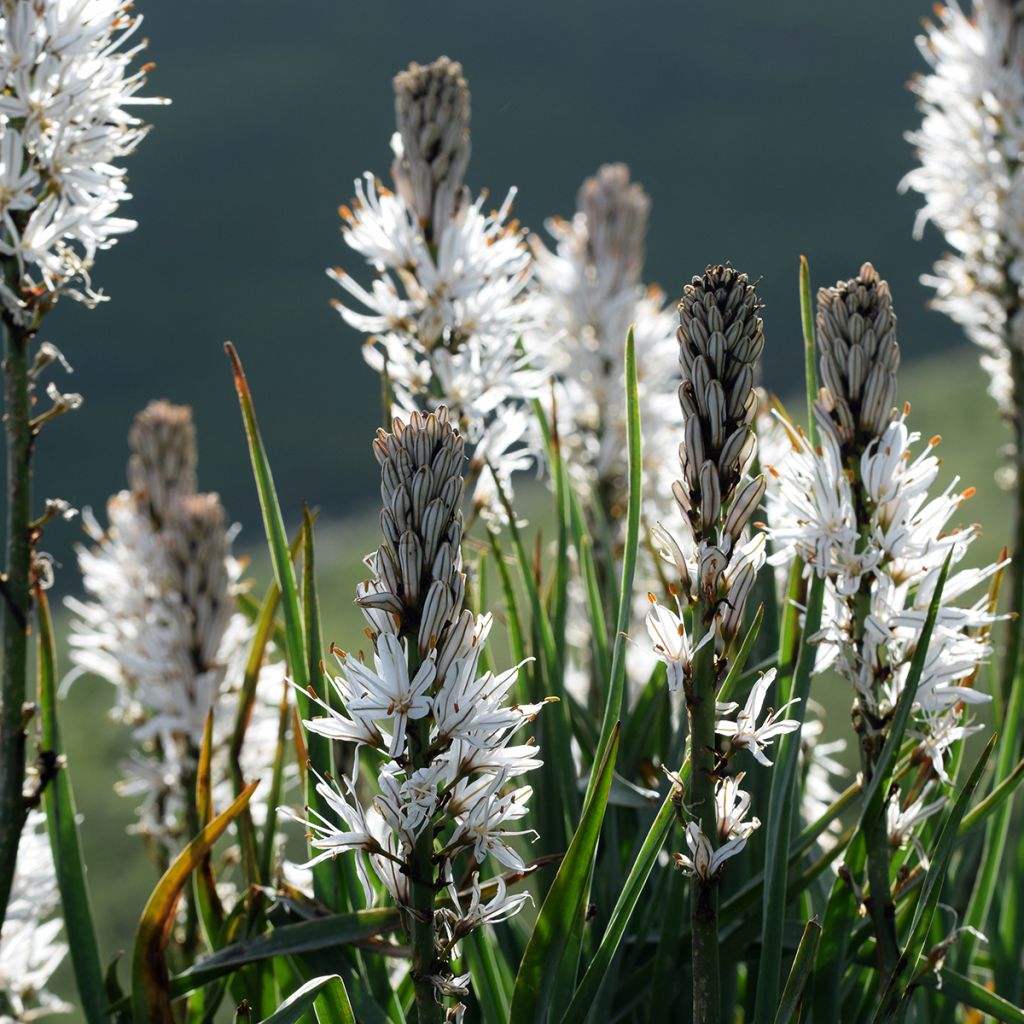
407 647 441 1024
686 599 720 1024
0 315 33 929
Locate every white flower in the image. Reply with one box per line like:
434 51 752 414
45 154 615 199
0 0 166 319
0 812 69 1021
342 635 436 758
530 163 679 519
715 670 800 767
674 819 755 881
445 773 537 871
441 871 531 943
329 59 547 519
644 595 713 692
887 784 946 865
902 0 1024 415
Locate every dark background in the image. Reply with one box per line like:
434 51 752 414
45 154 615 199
9 0 962 569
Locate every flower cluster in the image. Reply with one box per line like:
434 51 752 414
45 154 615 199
329 57 546 518
0 0 165 321
0 811 67 1021
66 401 285 850
765 265 1002 853
531 163 678 520
902 0 1024 418
647 265 792 881
291 407 545 1009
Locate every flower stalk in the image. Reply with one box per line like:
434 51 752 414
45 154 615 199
0 314 33 930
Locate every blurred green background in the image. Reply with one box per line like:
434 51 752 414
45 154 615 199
11 0 1013 1010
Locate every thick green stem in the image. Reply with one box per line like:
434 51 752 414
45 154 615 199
0 317 33 930
407 642 441 1024
686 600 720 1024
858 724 900 981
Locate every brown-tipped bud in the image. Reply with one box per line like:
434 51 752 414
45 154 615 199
815 262 900 451
577 163 650 296
164 492 233 671
127 400 197 525
677 265 764 539
358 407 466 642
391 56 471 242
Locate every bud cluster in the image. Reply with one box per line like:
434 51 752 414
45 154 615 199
293 408 546 1011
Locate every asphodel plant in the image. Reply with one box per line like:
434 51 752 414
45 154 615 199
10 23 1024 1024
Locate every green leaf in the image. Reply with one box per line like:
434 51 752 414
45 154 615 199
871 734 996 1023
917 967 1024 1023
799 255 818 445
193 708 226 948
590 326 641 803
774 917 821 1024
754 574 825 1024
131 781 259 1023
226 344 333 882
510 725 621 1023
560 771 683 1024
175 908 402 995
36 585 107 1024
255 976 351 1024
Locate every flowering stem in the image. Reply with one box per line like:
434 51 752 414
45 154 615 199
686 599 720 1024
0 315 34 930
407 649 442 1024
1000 348 1024 703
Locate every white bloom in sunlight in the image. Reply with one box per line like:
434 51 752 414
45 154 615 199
531 163 679 519
715 670 800 767
674 773 760 880
644 595 713 692
0 812 69 1021
799 707 849 834
887 783 947 867
344 636 436 758
66 402 287 850
0 0 166 319
441 870 531 944
329 58 546 518
445 774 537 871
290 409 544 1004
766 398 1006 788
902 0 1024 415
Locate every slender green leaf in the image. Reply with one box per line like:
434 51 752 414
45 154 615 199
590 327 641 804
560 771 683 1024
193 708 226 948
132 781 258 1023
36 586 107 1024
754 574 825 1023
255 976 349 1024
917 967 1024 1023
774 918 821 1024
175 908 402 994
798 255 818 445
510 726 621 1023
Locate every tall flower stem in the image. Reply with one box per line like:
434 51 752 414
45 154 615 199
407 647 441 1024
0 316 34 929
686 601 720 1024
1001 346 1024 704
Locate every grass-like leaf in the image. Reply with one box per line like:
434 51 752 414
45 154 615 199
255 975 353 1024
174 908 402 994
36 585 107 1024
917 967 1024 1023
754 573 825 1023
510 725 621 1023
590 326 641 803
131 781 258 1023
774 917 821 1024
